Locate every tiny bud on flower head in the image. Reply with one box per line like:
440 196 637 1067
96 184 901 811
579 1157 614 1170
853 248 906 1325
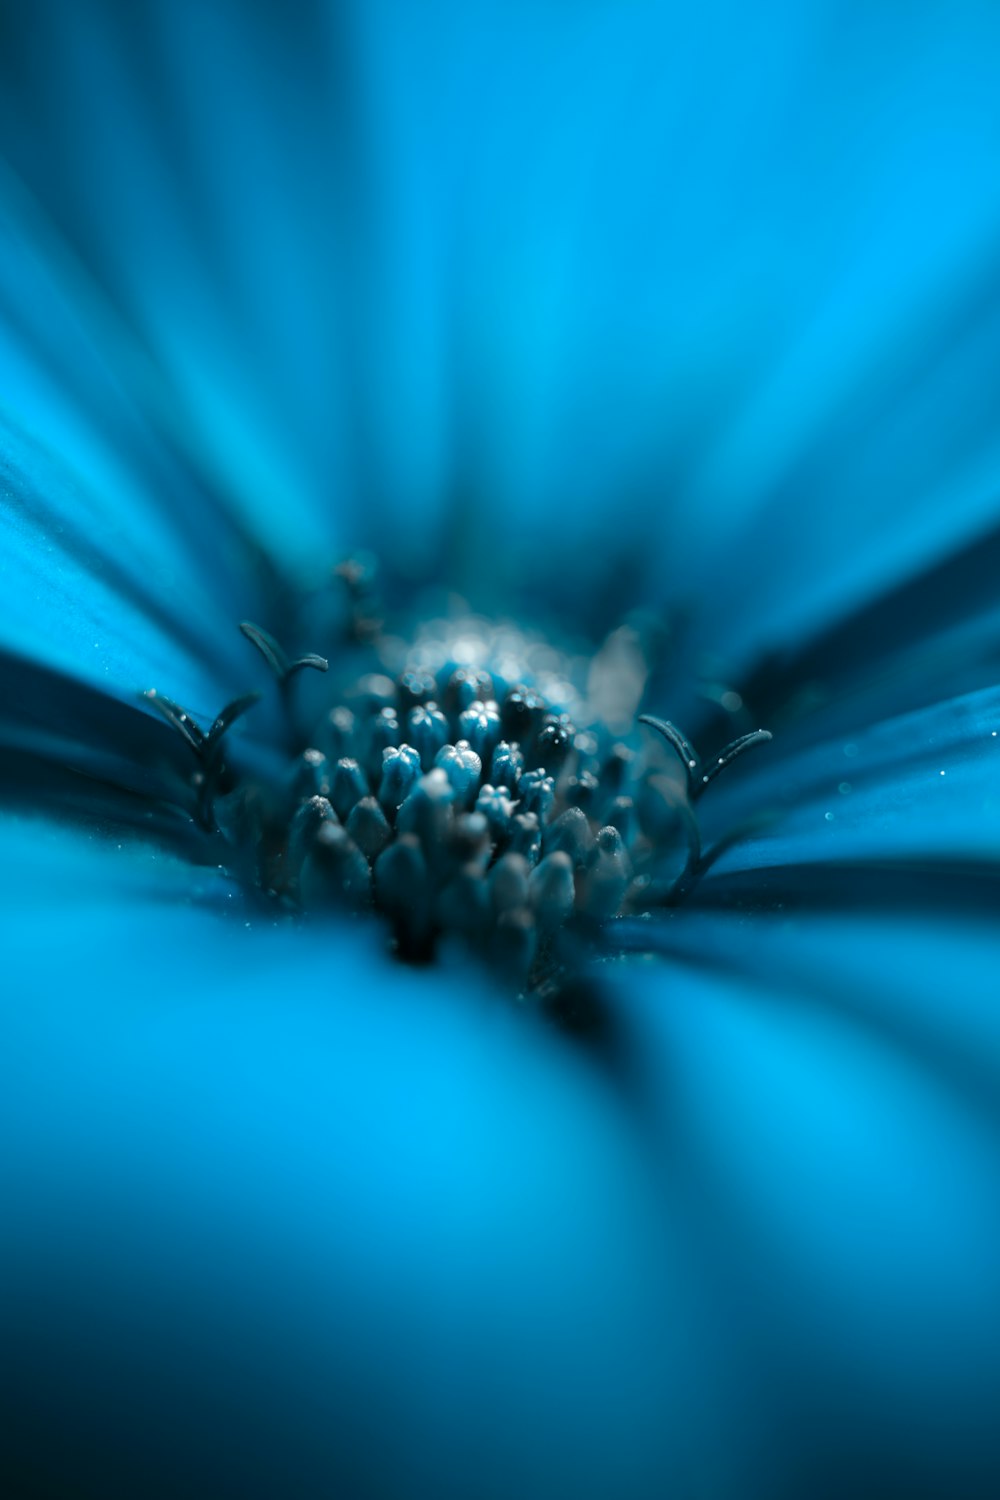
346 796 392 862
490 740 524 792
434 740 482 805
331 758 369 822
378 743 421 816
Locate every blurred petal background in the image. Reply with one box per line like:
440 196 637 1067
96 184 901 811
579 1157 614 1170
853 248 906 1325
2 2 1000 1496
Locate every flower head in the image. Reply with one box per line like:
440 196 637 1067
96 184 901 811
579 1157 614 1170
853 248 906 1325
4 4 1000 1498
142 569 774 997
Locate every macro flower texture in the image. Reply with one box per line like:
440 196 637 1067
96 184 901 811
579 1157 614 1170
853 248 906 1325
4 1 1000 1496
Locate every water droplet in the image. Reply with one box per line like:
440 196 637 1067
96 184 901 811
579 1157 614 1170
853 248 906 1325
824 811 834 822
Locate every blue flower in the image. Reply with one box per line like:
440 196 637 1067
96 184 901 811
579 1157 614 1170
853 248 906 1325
3 4 1000 1496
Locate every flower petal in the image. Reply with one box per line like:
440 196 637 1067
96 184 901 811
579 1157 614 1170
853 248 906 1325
6 2 1000 635
733 514 1000 751
696 683 1000 878
681 252 1000 674
0 408 246 708
0 819 742 1498
0 5 353 569
597 922 1000 1493
341 3 1000 619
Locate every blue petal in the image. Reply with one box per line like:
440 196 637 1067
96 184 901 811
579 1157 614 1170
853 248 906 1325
679 246 1000 673
0 162 289 708
5 2 1000 640
0 408 242 710
5 820 999 1493
697 683 1000 877
0 820 731 1497
717 515 1000 760
2 7 999 1494
0 5 353 569
340 2 1000 619
600 923 1000 1488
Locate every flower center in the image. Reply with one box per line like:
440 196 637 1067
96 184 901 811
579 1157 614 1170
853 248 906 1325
144 562 770 994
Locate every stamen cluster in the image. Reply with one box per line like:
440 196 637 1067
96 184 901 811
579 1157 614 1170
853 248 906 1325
145 586 770 994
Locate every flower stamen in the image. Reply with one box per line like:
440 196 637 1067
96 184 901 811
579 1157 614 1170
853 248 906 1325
692 728 773 798
144 582 772 995
239 620 329 682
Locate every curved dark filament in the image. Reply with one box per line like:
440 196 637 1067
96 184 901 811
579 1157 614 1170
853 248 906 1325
205 692 261 760
692 729 772 800
142 688 261 830
637 715 699 795
240 620 328 681
142 690 205 753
